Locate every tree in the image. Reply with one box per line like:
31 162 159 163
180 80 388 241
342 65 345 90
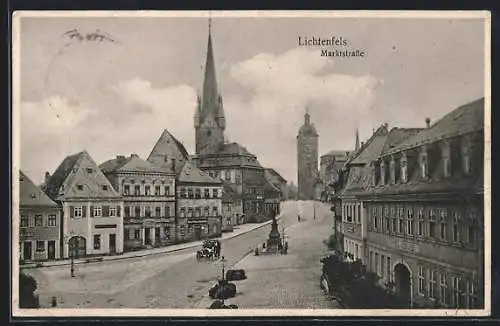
19 273 39 308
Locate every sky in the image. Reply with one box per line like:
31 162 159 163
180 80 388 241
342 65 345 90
17 13 487 185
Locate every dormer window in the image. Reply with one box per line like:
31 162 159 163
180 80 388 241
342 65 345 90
420 147 428 179
380 161 386 185
77 184 84 191
441 140 451 178
389 156 396 184
401 153 408 183
86 168 93 173
462 136 472 174
102 185 108 191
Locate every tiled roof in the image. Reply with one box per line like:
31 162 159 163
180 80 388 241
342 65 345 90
381 128 424 155
178 160 222 184
147 129 190 174
45 151 121 200
196 142 263 168
383 98 484 156
348 125 389 165
265 168 287 185
20 170 58 207
100 155 170 174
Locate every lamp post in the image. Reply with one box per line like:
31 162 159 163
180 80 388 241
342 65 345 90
220 255 226 305
64 231 76 277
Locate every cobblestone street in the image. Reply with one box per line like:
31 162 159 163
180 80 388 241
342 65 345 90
194 201 340 309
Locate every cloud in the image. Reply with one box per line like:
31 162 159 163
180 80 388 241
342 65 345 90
20 80 197 184
225 48 381 183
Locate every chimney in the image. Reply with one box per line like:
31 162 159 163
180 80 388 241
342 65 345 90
45 172 51 184
425 117 431 128
361 141 364 147
130 154 139 158
116 155 126 163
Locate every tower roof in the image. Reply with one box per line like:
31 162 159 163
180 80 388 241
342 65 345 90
200 20 224 123
298 109 318 137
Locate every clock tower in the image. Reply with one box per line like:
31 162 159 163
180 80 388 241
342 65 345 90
297 109 319 200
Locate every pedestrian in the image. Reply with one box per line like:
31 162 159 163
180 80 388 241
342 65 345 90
298 215 301 222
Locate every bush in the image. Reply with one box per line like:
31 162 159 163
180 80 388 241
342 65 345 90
19 273 39 308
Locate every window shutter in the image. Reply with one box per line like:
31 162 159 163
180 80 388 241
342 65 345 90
90 206 94 217
103 205 110 217
117 205 121 217
82 205 87 217
70 206 75 218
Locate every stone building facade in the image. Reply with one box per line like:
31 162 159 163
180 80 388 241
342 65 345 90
44 151 124 258
319 150 351 202
100 154 176 251
297 110 319 200
338 98 484 309
19 170 62 261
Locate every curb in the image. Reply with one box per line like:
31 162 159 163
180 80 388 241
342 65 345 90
20 216 281 270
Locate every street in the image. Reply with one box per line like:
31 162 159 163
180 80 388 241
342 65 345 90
25 200 338 309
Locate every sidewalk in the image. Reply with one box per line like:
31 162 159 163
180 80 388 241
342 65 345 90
20 216 282 270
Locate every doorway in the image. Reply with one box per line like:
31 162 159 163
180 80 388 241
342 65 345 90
69 236 86 258
394 263 412 307
194 226 202 240
109 234 116 254
23 241 32 261
47 241 56 260
144 228 151 245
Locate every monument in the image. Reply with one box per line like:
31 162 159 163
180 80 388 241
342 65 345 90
266 213 282 253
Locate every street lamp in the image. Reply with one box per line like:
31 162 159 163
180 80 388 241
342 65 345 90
219 256 227 305
64 231 76 277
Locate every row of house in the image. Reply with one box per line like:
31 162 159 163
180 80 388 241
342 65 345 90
329 98 485 309
18 129 286 262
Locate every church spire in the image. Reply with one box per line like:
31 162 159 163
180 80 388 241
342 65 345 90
355 127 360 151
201 18 221 121
305 107 311 125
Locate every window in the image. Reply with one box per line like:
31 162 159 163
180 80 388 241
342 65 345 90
467 278 478 308
204 188 210 198
35 215 43 226
187 208 193 218
429 209 437 238
440 273 448 305
134 229 141 239
453 276 466 308
36 241 45 252
387 257 391 282
188 188 194 199
374 215 378 230
195 207 201 217
180 187 186 198
180 208 186 218
48 214 57 226
439 208 447 241
165 205 171 217
212 207 218 216
21 215 28 227
421 154 428 179
93 206 102 217
77 184 84 191
225 170 231 181
155 207 161 217
124 185 130 195
134 185 141 196
467 210 477 245
429 270 437 299
93 235 101 250
145 185 151 196
155 186 161 196
418 266 426 295
109 206 117 217
453 211 461 243
86 168 93 173
195 188 201 199
204 207 210 216
165 186 171 196
145 206 151 217
135 206 141 217
381 255 386 278
102 185 108 191
398 207 405 234
407 208 414 235
124 206 130 217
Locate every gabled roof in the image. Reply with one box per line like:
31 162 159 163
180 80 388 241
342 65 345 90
265 168 287 185
147 129 190 174
383 98 484 156
20 170 58 207
45 151 121 200
100 154 170 175
178 160 222 184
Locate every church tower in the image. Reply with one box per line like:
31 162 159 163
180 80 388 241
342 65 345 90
297 109 319 200
194 19 226 155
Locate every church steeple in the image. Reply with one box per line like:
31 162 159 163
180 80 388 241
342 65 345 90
304 107 311 125
195 18 226 155
355 128 360 151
